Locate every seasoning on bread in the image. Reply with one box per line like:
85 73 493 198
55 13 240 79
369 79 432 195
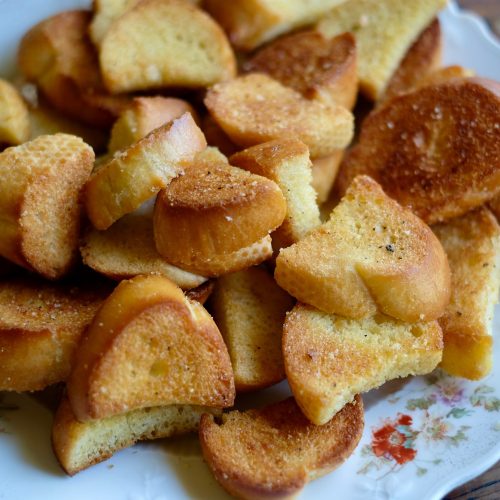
283 303 443 424
275 175 451 322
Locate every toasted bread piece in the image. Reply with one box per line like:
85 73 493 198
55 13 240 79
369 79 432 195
244 31 357 109
85 113 206 230
53 396 218 475
275 176 450 321
18 10 128 127
0 134 94 279
318 0 446 100
0 79 30 145
416 65 476 90
382 19 442 102
27 97 108 152
200 396 363 498
205 74 354 159
186 280 215 305
284 304 442 424
154 148 286 275
311 151 344 204
488 195 500 222
201 114 239 158
67 274 235 421
337 79 500 223
433 208 500 380
108 96 198 154
99 0 236 93
204 0 348 51
81 214 207 288
210 267 294 391
230 139 321 249
0 276 109 392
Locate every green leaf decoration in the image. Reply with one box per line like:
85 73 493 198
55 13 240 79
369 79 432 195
447 408 473 419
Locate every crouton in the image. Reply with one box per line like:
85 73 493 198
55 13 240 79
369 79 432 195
311 151 344 204
0 78 30 145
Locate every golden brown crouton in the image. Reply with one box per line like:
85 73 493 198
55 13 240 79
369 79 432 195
318 0 447 99
0 134 94 279
210 267 294 391
99 0 236 93
205 73 354 159
199 396 364 498
0 78 30 145
275 176 451 322
67 274 235 421
433 208 500 380
337 79 500 224
283 304 442 424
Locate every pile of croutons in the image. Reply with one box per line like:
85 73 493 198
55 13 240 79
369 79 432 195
1 0 499 497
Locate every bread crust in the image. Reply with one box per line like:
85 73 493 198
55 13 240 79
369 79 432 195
199 396 364 498
85 112 206 230
244 31 357 109
67 274 235 421
337 79 500 224
0 133 94 279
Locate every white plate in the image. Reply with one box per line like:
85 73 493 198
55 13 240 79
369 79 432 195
0 2 499 499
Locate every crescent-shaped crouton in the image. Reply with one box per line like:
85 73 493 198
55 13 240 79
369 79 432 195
99 0 236 93
0 134 94 279
275 176 451 322
199 396 364 498
283 304 442 424
67 274 235 421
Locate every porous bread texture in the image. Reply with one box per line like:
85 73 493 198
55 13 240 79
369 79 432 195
0 78 30 145
199 396 364 499
53 396 218 475
204 0 348 51
99 0 236 93
67 274 235 421
317 0 447 100
153 148 285 276
275 175 451 322
0 276 109 391
80 214 207 288
231 139 321 250
283 304 443 425
85 112 206 230
204 73 354 159
108 96 198 154
0 133 94 279
433 208 500 380
337 79 500 224
18 10 128 127
210 267 294 391
244 31 358 109
416 65 476 90
382 18 442 102
311 151 344 204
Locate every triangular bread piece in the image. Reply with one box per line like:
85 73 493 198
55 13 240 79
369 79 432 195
205 73 354 159
53 396 219 475
204 0 348 51
382 18 442 102
67 274 235 421
99 0 236 93
275 175 450 322
0 133 94 279
243 31 357 109
153 148 286 276
80 214 207 288
210 267 294 391
0 275 110 391
317 0 446 100
85 112 206 230
0 78 30 145
230 139 321 249
199 396 364 498
337 79 500 224
283 303 442 424
433 208 500 380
